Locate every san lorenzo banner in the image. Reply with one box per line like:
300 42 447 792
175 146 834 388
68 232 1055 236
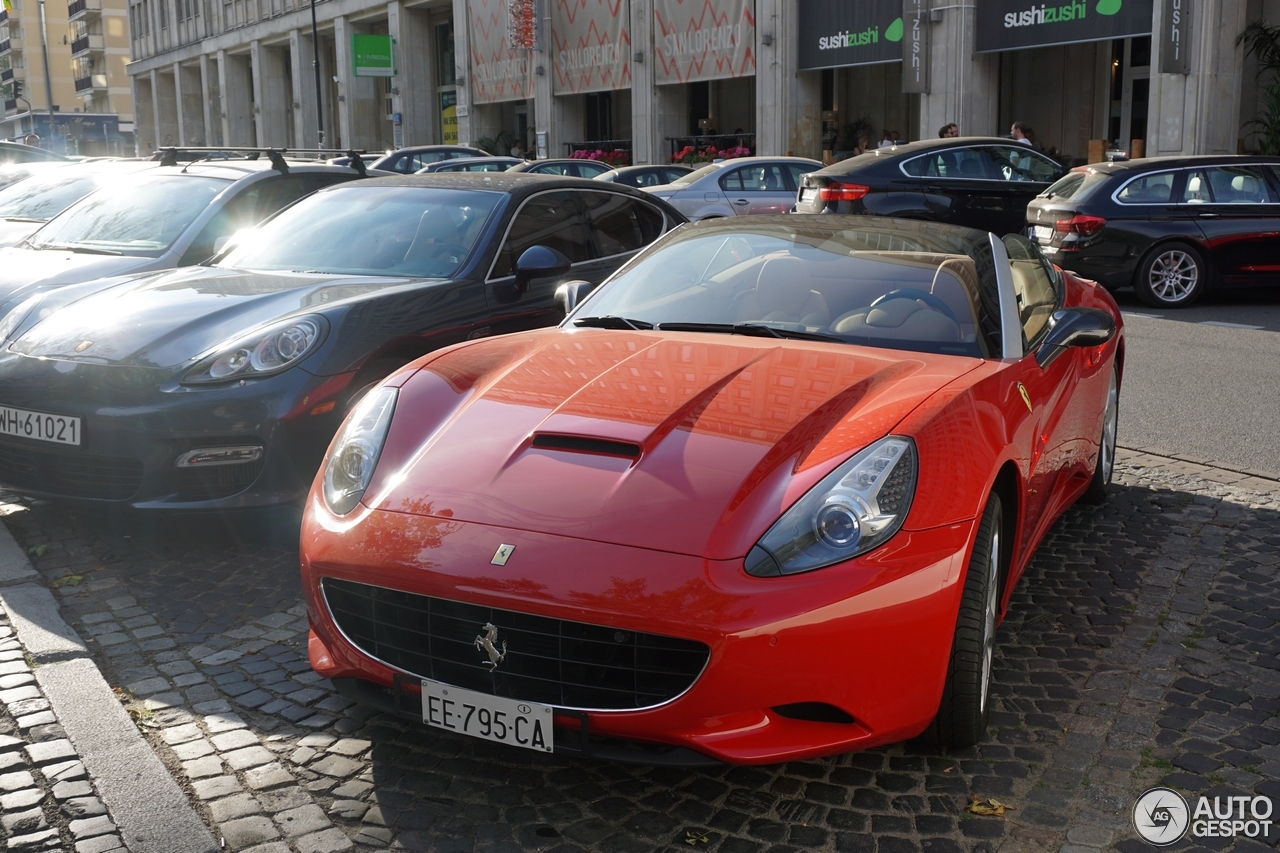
975 0 1153 53
469 0 535 105
797 0 903 71
552 0 632 95
654 0 755 85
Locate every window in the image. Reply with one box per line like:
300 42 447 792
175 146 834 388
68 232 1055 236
1114 171 1175 204
1181 170 1211 204
1204 166 1276 204
901 147 991 180
986 146 1059 183
1003 234 1059 346
492 191 594 278
719 164 788 192
784 163 815 191
580 192 664 258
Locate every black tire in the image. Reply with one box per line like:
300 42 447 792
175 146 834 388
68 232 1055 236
927 494 1002 748
1133 241 1207 307
1080 364 1119 505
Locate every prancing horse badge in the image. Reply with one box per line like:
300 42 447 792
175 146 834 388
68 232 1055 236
491 544 515 566
1017 382 1033 413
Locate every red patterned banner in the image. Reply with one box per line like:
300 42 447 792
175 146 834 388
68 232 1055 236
470 0 535 105
653 0 755 84
551 0 632 95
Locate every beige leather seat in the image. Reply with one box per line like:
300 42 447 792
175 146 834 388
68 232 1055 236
735 256 830 326
832 295 961 342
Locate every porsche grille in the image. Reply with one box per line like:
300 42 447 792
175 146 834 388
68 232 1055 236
322 578 710 711
0 441 143 500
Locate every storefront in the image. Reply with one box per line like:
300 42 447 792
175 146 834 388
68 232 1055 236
467 0 536 155
550 0 632 163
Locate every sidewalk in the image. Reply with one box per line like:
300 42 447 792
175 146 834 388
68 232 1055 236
0 449 1276 853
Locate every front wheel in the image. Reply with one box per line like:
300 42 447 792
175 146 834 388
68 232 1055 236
926 494 1002 748
1080 365 1119 504
1133 242 1207 307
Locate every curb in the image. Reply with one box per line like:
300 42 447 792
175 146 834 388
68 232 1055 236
1116 445 1280 493
0 526 219 853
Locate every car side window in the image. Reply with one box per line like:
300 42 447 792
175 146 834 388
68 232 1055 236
986 146 1059 183
719 164 787 193
492 191 594 278
580 191 666 257
902 147 990 180
1182 170 1212 204
1003 234 1059 347
1204 166 1276 203
784 163 813 191
1115 171 1175 204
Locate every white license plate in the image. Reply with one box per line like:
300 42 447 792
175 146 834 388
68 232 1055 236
0 406 81 445
800 188 818 202
421 679 554 753
1033 225 1054 241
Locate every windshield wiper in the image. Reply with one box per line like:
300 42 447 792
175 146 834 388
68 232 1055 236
657 322 846 343
573 316 654 330
34 243 122 256
2 217 43 223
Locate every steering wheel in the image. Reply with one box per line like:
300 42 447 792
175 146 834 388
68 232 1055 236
871 288 960 324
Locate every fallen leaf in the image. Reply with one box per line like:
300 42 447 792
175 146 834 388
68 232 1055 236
684 830 711 846
967 793 1015 817
27 544 50 558
52 575 83 587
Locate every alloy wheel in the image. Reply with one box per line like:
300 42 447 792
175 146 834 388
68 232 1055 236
1101 369 1118 485
979 527 1000 715
1147 249 1199 303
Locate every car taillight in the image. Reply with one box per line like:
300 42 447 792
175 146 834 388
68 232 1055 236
1055 213 1106 235
819 182 870 202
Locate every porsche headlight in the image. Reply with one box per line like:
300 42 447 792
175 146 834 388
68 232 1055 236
745 436 917 577
182 316 325 384
322 386 397 515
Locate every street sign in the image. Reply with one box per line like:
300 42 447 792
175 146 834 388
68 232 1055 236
352 34 394 77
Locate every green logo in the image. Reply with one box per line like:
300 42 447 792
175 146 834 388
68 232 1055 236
885 17 904 42
1096 0 1121 14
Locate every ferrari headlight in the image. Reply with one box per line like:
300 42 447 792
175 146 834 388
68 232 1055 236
322 386 397 515
745 436 917 577
182 316 325 384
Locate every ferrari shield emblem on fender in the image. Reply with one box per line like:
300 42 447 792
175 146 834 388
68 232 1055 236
1017 382 1033 413
491 544 515 566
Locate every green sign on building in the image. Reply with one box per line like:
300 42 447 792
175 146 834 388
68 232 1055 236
352 34 394 77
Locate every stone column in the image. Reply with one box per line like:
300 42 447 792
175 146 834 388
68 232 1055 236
172 62 187 146
333 15 353 148
154 68 180 148
389 2 435 147
252 40 292 147
290 28 321 148
133 72 156 154
755 0 820 157
916 4 998 139
533 6 554 157
178 62 205 145
220 50 255 145
200 54 222 146
629 0 657 164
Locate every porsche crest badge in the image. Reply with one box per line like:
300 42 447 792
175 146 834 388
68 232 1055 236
75 341 94 353
491 544 515 566
1017 382 1033 413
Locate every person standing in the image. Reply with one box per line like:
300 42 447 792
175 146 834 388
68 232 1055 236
877 130 894 149
1011 122 1032 145
938 123 959 138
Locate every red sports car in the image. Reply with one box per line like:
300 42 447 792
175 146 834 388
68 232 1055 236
301 217 1123 765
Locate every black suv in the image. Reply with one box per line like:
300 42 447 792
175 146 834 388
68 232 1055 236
1026 156 1280 307
794 137 1065 236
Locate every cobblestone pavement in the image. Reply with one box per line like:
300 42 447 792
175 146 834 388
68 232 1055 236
0 450 1277 853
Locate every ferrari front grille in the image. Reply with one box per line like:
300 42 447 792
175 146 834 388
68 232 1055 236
322 578 710 711
0 441 143 501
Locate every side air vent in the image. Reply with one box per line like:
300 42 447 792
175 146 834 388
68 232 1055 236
531 434 641 459
771 702 856 724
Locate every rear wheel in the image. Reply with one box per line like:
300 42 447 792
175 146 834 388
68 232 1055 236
1080 365 1119 504
1133 242 1206 307
927 494 1002 748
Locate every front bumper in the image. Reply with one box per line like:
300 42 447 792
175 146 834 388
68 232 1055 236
0 353 355 509
302 499 979 764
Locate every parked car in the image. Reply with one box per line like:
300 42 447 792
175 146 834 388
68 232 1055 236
299 216 1122 764
644 156 822 219
508 159 614 178
0 160 161 248
327 153 383 168
0 161 66 194
371 146 489 174
1026 156 1280 307
596 164 694 187
0 141 69 165
0 174 684 509
794 137 1066 236
0 158 378 319
417 156 523 174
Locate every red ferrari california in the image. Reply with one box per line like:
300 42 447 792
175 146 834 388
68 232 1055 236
301 217 1123 765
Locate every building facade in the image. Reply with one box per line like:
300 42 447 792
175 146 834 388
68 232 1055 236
1 0 135 153
127 0 1278 165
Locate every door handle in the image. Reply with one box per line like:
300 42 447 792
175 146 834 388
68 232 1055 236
732 199 750 206
1197 212 1218 218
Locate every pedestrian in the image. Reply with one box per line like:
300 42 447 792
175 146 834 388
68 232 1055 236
890 130 901 145
510 139 526 158
877 130 894 149
1011 122 1032 145
939 123 959 138
23 133 40 147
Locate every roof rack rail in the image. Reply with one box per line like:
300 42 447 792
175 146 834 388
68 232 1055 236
153 146 370 174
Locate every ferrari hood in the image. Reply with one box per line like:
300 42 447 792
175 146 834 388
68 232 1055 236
367 329 981 559
0 246 153 297
9 266 436 371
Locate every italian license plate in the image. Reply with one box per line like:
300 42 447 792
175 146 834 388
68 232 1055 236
800 188 818 202
0 405 81 445
421 679 554 753
1033 225 1054 241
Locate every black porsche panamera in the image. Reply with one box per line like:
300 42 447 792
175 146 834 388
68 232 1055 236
0 174 684 509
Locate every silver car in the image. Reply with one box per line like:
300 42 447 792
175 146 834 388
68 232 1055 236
0 160 161 249
643 156 822 219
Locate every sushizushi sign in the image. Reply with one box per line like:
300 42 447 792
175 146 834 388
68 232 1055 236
975 0 1153 52
797 0 903 71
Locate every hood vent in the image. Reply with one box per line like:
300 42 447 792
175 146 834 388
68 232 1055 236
531 434 641 459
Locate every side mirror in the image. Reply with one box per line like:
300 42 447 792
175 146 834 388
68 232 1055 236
1035 308 1115 368
513 245 572 294
554 280 595 315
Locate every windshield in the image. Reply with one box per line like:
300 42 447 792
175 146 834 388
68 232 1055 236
670 163 722 186
1041 169 1107 201
219 185 502 278
29 175 229 256
0 166 135 222
573 225 992 357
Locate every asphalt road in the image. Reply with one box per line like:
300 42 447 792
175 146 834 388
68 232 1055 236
1112 287 1280 478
